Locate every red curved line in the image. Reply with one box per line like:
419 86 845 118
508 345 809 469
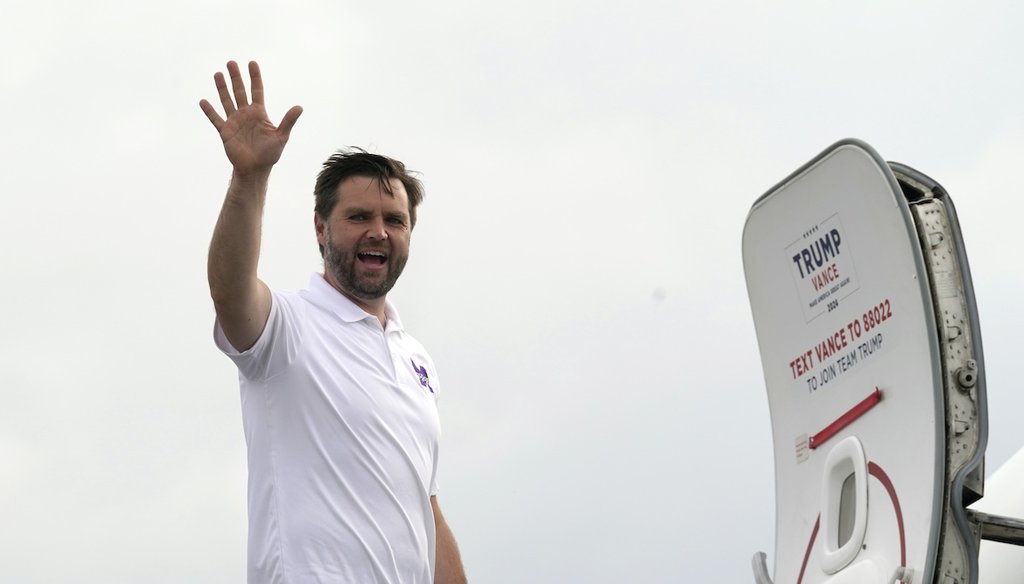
868 461 907 566
793 461 906 582
796 515 820 584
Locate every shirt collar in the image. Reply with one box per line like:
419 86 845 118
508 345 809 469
302 273 404 331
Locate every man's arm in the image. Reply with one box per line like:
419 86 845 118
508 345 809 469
200 61 302 351
432 496 467 584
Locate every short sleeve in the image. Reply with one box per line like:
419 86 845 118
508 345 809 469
429 443 441 496
213 290 304 382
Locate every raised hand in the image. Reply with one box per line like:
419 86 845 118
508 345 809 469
200 61 303 176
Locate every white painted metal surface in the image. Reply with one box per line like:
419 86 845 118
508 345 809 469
744 140 946 583
745 139 1024 584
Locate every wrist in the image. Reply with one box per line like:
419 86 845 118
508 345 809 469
230 167 272 187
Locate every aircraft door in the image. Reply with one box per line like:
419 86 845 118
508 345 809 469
743 140 951 584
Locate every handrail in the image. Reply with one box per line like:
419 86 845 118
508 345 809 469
752 552 774 584
967 509 1024 546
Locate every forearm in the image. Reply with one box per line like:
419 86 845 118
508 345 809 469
208 170 274 350
433 499 467 584
208 170 270 306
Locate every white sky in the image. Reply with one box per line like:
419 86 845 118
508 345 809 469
3 1 1024 582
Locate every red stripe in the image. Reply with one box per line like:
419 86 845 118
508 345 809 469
868 462 907 566
796 515 820 584
809 388 883 450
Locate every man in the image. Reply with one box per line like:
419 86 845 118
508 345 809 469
200 60 466 584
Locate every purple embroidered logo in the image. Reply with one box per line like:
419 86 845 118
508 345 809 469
411 359 435 393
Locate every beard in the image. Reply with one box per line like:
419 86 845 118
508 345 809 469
323 231 408 300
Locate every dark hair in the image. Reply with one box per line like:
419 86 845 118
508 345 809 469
314 148 424 233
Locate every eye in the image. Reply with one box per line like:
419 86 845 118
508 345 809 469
386 216 408 227
349 214 368 221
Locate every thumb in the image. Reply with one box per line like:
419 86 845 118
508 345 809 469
278 105 304 140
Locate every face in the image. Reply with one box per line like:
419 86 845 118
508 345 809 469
315 176 412 309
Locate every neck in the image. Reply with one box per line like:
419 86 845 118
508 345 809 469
323 272 388 327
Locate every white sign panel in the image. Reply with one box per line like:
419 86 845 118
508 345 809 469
785 213 860 323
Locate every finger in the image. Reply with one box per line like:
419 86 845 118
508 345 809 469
214 71 235 116
227 60 249 108
277 105 304 140
249 61 265 105
199 99 225 130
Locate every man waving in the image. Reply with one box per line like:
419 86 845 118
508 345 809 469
201 61 466 584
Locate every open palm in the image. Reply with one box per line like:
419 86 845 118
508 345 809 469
200 61 302 175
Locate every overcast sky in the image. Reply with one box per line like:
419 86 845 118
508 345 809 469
3 1 1024 582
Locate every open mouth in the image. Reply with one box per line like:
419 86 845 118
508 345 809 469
357 250 388 266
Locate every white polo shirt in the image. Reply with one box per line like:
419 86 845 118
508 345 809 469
214 274 442 584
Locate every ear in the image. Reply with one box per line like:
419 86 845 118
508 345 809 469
314 213 327 247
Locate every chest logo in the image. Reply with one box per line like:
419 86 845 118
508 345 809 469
411 359 435 393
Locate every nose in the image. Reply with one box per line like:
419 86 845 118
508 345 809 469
366 216 388 241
